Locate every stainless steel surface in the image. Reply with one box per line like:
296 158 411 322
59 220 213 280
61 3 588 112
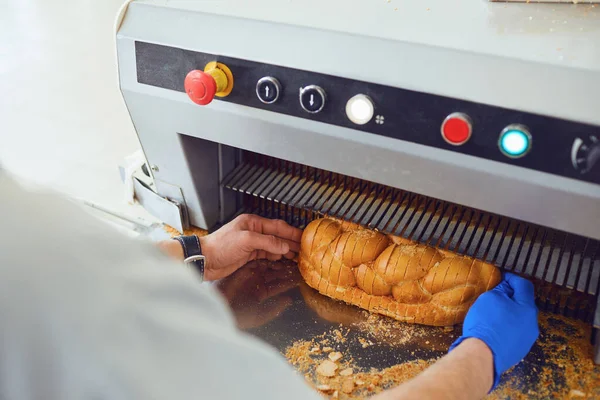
494 0 599 3
215 260 455 370
116 1 600 237
122 1 600 126
133 177 187 233
215 260 600 398
75 197 161 237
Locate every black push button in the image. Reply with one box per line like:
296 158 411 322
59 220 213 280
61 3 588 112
256 77 281 104
299 85 326 114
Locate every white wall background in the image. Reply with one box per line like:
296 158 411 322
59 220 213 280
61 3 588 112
0 0 141 216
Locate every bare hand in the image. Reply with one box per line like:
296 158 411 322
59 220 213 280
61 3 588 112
199 214 302 281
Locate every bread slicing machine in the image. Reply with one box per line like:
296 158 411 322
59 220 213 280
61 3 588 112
115 0 600 365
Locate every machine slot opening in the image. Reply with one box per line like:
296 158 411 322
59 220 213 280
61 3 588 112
222 151 600 325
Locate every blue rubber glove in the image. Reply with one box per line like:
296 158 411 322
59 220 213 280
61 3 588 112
449 273 539 390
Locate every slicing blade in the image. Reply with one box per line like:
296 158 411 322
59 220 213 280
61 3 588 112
223 158 600 304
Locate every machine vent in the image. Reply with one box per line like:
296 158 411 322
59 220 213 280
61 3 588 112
222 153 600 322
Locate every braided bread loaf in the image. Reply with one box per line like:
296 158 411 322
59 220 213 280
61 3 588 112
298 218 502 326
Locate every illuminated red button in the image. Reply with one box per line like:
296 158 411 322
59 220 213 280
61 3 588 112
184 70 217 105
441 112 472 146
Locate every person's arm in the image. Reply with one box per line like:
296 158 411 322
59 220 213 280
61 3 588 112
157 214 303 281
373 273 539 400
373 338 493 400
0 174 320 400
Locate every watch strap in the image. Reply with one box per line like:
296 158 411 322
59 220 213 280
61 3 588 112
173 235 205 282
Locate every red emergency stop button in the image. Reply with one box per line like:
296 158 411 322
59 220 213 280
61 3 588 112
185 70 217 106
441 112 472 146
184 62 234 106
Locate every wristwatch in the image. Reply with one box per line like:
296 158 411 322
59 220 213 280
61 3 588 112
172 235 205 282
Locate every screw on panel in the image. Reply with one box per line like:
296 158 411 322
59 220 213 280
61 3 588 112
151 165 159 172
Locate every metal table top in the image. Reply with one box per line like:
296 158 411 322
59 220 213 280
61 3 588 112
215 260 600 399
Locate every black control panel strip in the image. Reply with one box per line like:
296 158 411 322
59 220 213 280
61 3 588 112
135 41 600 185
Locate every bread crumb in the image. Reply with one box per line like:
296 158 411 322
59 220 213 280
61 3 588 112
372 375 382 385
316 360 338 377
332 329 347 343
332 390 339 399
341 379 354 394
316 384 333 392
322 346 333 352
368 383 376 391
340 368 353 376
285 312 598 400
328 352 343 362
569 390 586 398
443 326 453 332
310 347 320 354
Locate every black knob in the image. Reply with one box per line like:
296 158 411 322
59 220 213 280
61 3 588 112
299 85 326 114
587 142 600 173
572 136 600 176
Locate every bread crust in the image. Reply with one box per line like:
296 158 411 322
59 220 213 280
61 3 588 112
299 218 501 326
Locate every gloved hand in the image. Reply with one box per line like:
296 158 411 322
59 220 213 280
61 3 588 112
449 273 539 390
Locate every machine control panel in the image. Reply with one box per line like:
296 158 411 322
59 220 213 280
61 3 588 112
135 41 600 185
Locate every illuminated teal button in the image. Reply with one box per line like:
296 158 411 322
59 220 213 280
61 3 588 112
499 125 532 158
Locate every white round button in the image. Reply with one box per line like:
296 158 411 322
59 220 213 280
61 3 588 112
345 94 374 125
